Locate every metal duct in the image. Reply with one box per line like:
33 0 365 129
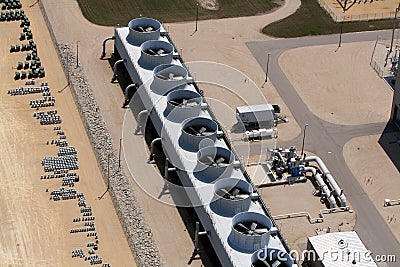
127 17 161 45
152 64 188 94
229 212 272 253
304 167 336 208
140 40 173 69
303 156 347 207
211 178 253 217
251 248 294 267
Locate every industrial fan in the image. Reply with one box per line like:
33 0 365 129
169 98 198 107
199 155 230 167
216 187 249 200
186 126 214 136
155 72 183 81
134 26 155 32
145 48 169 56
233 221 269 236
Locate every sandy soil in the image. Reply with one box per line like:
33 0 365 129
321 0 399 20
0 1 136 265
280 41 392 125
343 135 400 242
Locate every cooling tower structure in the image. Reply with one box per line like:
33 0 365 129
113 17 297 267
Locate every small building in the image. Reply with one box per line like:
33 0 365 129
306 231 377 267
236 103 275 130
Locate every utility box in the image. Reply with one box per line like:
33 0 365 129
236 104 275 130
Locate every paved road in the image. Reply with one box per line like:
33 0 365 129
247 29 400 265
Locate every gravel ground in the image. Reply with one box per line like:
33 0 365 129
57 43 164 267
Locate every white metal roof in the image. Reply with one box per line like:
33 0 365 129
236 104 274 123
236 103 274 113
308 231 377 267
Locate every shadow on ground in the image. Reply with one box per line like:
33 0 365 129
378 120 400 172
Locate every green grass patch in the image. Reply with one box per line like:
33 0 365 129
77 0 281 26
263 0 397 38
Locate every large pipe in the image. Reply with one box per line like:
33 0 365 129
100 36 115 59
304 167 336 208
123 83 137 107
111 59 126 82
134 109 148 134
303 156 347 207
148 137 161 162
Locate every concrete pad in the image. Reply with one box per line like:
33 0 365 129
259 182 356 255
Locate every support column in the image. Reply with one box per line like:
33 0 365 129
134 109 148 134
148 137 161 162
100 36 115 59
111 59 126 83
123 83 138 107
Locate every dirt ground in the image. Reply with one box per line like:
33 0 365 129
343 135 400 242
0 1 136 266
320 0 399 21
280 41 392 125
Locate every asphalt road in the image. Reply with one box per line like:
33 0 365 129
247 29 400 265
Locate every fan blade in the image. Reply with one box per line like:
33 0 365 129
250 222 258 232
215 157 225 164
145 26 154 32
156 48 166 55
168 72 175 80
216 162 229 167
147 48 157 55
169 100 180 106
271 260 281 267
217 188 231 197
254 228 269 235
198 127 206 135
206 156 216 166
155 73 169 80
170 75 183 80
137 26 145 32
231 188 240 196
234 194 249 200
182 99 188 106
188 126 200 135
236 223 250 232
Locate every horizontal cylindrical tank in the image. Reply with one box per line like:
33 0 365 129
152 64 188 94
140 40 173 69
212 178 253 217
180 117 218 151
251 248 294 267
195 146 234 180
243 128 276 141
127 17 161 45
229 212 272 253
165 90 203 122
